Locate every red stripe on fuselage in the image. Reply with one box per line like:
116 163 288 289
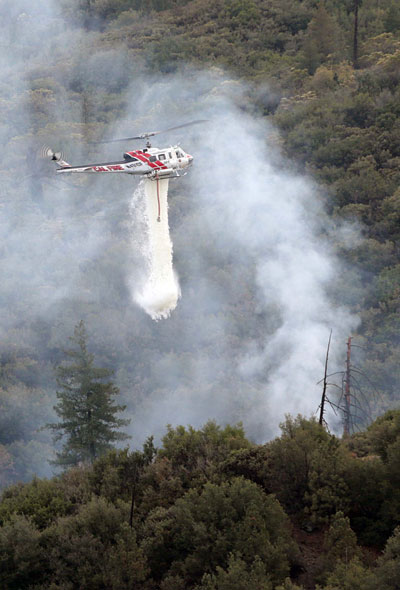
129 150 168 170
143 153 167 170
138 151 167 170
135 151 158 169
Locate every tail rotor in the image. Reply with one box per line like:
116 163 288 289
40 145 65 162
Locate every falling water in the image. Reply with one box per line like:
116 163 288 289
130 179 180 320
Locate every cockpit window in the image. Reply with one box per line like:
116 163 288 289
176 151 183 158
123 154 137 161
149 156 157 162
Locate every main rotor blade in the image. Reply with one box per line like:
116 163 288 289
95 119 208 144
158 119 209 134
95 132 157 144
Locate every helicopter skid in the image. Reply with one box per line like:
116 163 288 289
146 169 181 180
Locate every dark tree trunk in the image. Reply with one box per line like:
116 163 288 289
344 337 352 437
353 0 359 69
319 330 332 426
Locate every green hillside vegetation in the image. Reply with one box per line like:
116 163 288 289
2 416 400 588
0 3 400 584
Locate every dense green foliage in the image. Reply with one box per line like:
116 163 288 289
1 417 400 588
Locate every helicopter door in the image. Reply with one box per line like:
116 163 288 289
169 150 178 169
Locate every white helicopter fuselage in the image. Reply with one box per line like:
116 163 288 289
55 145 193 179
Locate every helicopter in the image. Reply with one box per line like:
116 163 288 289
44 120 206 181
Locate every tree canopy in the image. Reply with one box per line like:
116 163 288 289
48 321 130 467
1 0 400 585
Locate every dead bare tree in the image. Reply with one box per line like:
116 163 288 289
317 334 380 436
319 330 332 427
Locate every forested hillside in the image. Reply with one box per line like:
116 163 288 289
0 0 400 590
3 415 400 589
0 0 400 585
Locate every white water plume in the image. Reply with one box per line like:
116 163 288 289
130 179 180 320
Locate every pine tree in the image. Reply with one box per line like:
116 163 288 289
323 511 361 572
48 320 130 468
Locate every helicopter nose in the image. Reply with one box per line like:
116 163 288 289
187 155 193 164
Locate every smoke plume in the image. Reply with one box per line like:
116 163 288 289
114 72 359 441
0 0 361 482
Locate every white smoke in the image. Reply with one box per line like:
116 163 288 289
116 73 359 441
186 89 359 432
130 179 180 320
0 0 361 452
